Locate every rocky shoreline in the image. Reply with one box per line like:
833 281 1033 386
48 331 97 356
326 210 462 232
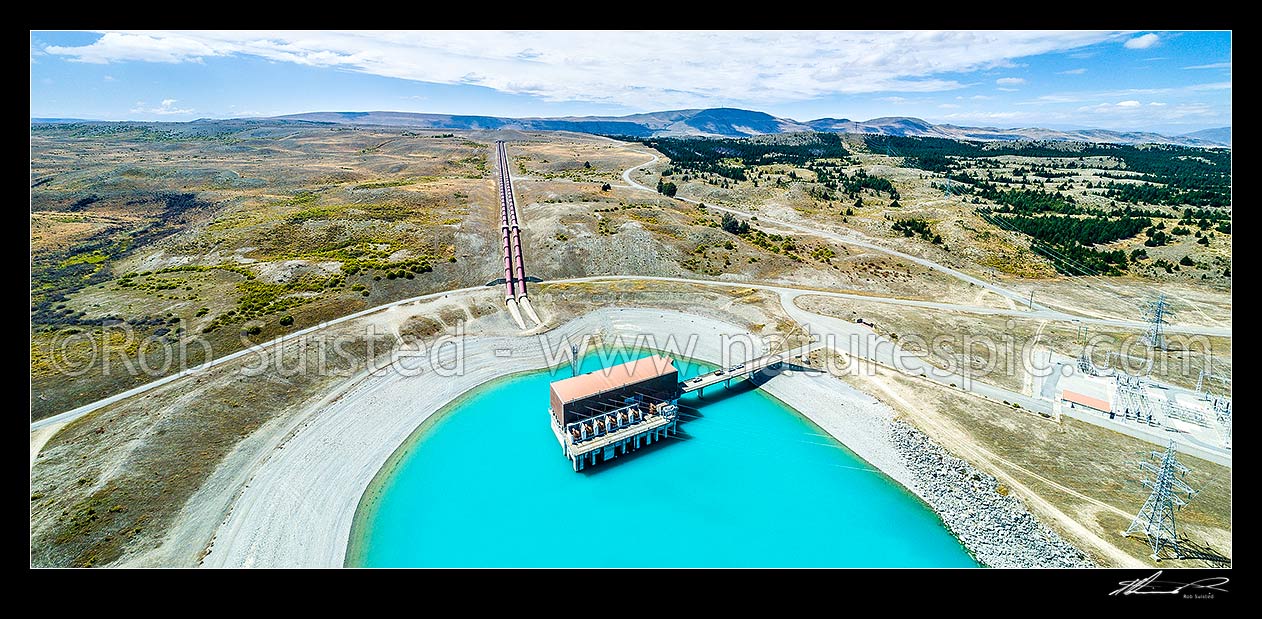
887 420 1096 568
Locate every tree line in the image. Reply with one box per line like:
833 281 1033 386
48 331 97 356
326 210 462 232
641 134 851 182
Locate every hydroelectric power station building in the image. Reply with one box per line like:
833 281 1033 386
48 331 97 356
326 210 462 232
549 355 681 471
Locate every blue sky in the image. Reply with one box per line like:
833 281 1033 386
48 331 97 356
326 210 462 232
30 30 1230 134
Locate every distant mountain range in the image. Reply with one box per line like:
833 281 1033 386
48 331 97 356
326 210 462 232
274 108 1231 147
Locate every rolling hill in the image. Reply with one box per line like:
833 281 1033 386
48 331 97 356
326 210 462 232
272 108 1230 147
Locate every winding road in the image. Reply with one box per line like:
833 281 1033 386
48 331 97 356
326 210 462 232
621 151 1047 310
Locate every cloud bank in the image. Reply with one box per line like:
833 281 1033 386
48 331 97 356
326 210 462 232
44 30 1122 109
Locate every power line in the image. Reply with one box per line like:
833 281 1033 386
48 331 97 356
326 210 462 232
977 210 1223 333
977 210 1110 278
977 209 1153 321
975 210 1223 327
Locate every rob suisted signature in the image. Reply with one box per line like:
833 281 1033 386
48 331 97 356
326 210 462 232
1111 571 1229 596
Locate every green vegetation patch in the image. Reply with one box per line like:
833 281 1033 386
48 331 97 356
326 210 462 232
874 135 1230 207
353 179 417 190
287 203 416 223
642 133 851 182
981 212 1144 276
892 218 943 245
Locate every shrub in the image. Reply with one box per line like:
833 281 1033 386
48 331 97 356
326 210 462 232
720 212 750 235
279 315 294 326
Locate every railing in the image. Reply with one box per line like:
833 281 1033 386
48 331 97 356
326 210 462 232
565 401 677 445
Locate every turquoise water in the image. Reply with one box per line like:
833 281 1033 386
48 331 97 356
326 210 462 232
348 351 977 567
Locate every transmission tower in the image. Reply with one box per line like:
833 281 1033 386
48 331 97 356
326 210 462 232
1122 441 1198 561
1076 325 1094 375
1141 293 1174 351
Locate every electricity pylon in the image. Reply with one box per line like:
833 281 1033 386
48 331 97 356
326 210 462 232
1142 293 1174 351
1122 441 1198 561
1075 325 1096 375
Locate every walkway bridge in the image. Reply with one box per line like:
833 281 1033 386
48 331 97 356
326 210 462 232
680 341 823 396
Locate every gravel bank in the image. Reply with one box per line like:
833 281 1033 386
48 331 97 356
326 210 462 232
887 420 1096 568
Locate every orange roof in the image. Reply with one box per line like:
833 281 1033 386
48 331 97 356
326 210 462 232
1062 389 1111 412
551 355 676 404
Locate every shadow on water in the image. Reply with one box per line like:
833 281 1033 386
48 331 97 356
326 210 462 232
577 365 817 476
575 428 697 477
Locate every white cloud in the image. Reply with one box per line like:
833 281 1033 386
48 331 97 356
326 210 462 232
1077 100 1217 123
41 30 1122 109
1184 61 1231 70
1057 68 1087 75
46 33 219 64
130 98 194 115
997 87 1019 92
1124 33 1160 49
938 103 960 109
996 77 1025 86
1078 100 1147 113
103 74 115 81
